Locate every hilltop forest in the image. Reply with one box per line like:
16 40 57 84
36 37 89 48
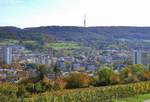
1 26 150 49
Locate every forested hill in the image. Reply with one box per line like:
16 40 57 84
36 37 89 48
1 26 150 42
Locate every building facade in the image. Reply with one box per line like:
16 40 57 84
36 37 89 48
4 47 13 64
133 50 141 64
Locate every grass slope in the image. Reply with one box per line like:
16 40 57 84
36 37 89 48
113 93 150 102
45 42 79 50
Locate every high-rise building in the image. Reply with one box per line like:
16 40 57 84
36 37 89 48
3 47 13 64
133 50 142 64
0 47 4 64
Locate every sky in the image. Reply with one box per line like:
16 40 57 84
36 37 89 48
0 0 150 28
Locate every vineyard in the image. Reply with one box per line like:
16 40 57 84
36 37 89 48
0 81 150 102
0 64 150 101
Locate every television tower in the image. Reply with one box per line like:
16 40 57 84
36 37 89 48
84 14 86 27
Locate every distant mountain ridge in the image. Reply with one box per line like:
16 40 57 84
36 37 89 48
1 26 150 42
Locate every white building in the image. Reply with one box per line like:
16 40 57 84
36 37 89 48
4 47 13 64
133 50 142 64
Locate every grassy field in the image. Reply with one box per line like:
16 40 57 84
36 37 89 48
0 39 80 50
113 93 150 102
0 39 19 45
45 42 80 50
23 40 37 44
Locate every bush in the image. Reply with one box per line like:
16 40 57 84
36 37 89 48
110 71 120 84
97 66 114 86
143 71 150 81
52 78 67 90
26 82 46 93
0 83 18 96
65 72 91 89
120 64 148 83
132 64 145 80
91 76 99 86
42 76 53 91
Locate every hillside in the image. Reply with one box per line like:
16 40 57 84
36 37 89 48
1 26 150 49
1 26 150 40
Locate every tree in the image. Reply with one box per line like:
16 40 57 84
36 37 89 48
25 63 38 70
120 64 145 83
11 63 22 69
120 67 132 83
38 64 49 80
110 72 120 84
131 64 145 80
65 72 91 89
97 66 114 86
53 65 61 78
2 64 10 69
65 61 72 71
143 70 150 81
26 82 46 93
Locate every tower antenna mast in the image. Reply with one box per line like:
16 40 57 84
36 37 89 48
84 14 86 27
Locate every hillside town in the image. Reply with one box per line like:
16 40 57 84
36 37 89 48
0 44 150 83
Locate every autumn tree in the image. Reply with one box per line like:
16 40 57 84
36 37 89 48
53 65 61 78
97 66 114 86
64 72 91 89
38 64 49 80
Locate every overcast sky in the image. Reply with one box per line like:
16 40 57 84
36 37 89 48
0 0 150 28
